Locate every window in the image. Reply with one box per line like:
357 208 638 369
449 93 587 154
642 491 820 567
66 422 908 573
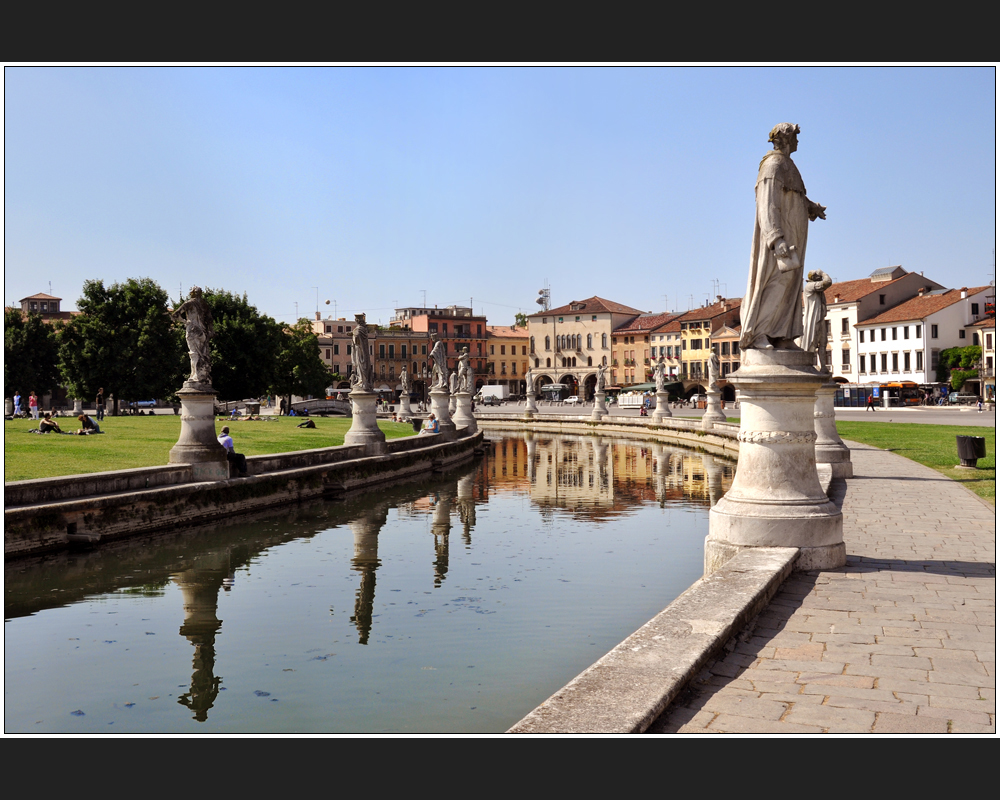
931 325 938 339
347 344 352 355
542 318 547 325
881 354 888 372
529 337 535 354
841 318 849 334
334 364 340 374
587 333 593 349
916 352 923 371
333 344 339 355
842 349 851 368
325 325 332 333
859 329 865 343
879 294 886 305
973 332 980 346
972 303 980 315
544 336 550 350
915 325 921 338
987 334 993 350
500 345 506 355
870 354 876 373
388 345 395 359
892 327 897 340
931 349 940 369
903 326 909 340
592 315 597 322
732 342 740 356
881 329 887 341
903 352 911 371
959 329 966 339
325 349 330 359
859 357 866 374
892 353 899 372
691 339 702 350
602 334 608 348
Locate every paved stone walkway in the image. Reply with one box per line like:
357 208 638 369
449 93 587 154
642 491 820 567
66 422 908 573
649 442 995 734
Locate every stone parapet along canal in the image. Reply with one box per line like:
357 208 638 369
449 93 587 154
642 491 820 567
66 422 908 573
5 433 733 733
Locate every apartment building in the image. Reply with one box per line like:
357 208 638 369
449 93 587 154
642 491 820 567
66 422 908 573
390 305 488 386
610 312 680 388
486 325 529 394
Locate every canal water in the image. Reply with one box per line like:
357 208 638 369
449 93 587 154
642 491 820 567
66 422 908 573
5 433 733 733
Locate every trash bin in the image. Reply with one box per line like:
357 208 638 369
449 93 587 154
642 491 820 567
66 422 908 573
246 402 260 416
411 418 422 433
956 435 986 468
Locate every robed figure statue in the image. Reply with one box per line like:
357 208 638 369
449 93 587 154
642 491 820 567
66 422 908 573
170 287 214 387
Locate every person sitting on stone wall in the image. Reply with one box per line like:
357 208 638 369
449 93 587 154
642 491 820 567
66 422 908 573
217 426 248 476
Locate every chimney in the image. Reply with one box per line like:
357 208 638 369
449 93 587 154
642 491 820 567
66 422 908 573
315 312 321 321
960 288 968 299
918 287 926 296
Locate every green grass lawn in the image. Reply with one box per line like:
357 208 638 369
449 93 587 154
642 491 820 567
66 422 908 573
4 415 417 482
837 421 995 504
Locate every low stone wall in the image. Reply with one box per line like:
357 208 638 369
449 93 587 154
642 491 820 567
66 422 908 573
5 430 482 558
476 413 740 458
4 464 195 507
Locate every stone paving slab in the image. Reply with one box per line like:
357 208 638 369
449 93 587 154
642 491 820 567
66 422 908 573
649 442 995 735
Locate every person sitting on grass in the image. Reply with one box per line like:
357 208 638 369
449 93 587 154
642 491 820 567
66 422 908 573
217 426 248 476
296 418 316 428
76 414 103 434
38 413 61 433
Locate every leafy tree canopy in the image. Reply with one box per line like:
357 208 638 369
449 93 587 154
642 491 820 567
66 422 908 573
201 289 285 401
514 312 528 328
935 345 982 382
271 319 331 401
4 308 62 399
58 278 184 409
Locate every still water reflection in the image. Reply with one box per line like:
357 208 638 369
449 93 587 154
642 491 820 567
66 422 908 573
5 433 733 733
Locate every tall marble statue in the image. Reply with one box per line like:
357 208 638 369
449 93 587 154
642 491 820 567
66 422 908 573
524 365 535 396
654 357 666 393
596 363 607 391
708 351 721 389
740 123 827 350
430 337 448 390
799 269 833 371
400 365 410 394
350 313 373 392
456 347 472 393
170 287 214 386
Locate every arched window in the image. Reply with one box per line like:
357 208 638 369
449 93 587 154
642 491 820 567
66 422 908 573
588 356 593 366
602 333 608 348
602 356 608 366
389 366 395 379
545 336 550 350
530 336 535 354
587 333 593 349
546 358 551 368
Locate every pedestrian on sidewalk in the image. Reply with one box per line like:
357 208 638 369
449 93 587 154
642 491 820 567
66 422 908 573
866 394 877 412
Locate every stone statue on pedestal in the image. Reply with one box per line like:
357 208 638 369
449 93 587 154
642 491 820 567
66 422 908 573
350 314 373 393
169 287 214 387
400 365 410 394
596 363 607 392
740 123 826 351
430 337 448 390
654 357 666 393
456 347 472 393
800 269 833 372
708 351 721 389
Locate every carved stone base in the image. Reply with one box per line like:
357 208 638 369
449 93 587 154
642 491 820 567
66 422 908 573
452 391 477 434
702 386 727 428
591 390 608 421
344 390 387 454
430 389 456 436
652 390 672 422
525 393 539 415
398 394 413 418
815 381 853 478
169 387 229 481
707 348 844 574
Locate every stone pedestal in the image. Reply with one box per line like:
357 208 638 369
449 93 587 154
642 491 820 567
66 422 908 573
591 390 608 421
452 391 477 434
524 392 538 418
169 384 229 481
398 393 413 418
702 385 727 429
814 381 853 478
344 390 387 454
430 389 456 436
73 398 84 414
706 349 844 574
652 390 672 422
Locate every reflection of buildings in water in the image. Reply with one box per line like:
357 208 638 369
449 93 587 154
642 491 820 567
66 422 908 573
349 503 390 645
483 433 735 519
171 550 233 722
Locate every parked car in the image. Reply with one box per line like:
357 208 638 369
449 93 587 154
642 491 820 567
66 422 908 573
478 394 503 406
565 396 580 404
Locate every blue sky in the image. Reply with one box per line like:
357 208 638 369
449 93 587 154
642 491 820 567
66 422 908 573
4 66 996 326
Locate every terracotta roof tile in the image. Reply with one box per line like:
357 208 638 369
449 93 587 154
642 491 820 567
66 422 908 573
528 296 643 318
486 325 529 338
858 286 992 325
613 311 682 333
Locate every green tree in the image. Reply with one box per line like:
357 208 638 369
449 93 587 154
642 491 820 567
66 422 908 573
271 319 332 404
515 312 528 328
4 308 62 400
202 289 285 401
936 345 982 383
58 278 185 414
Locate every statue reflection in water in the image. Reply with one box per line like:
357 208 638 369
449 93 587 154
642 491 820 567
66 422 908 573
349 502 390 645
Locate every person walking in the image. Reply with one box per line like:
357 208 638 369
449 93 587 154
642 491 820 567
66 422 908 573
96 388 105 421
14 391 22 416
28 392 39 420
866 394 877 412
